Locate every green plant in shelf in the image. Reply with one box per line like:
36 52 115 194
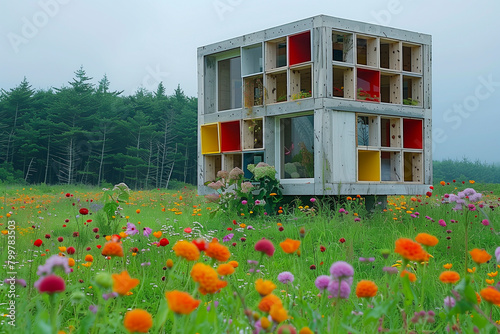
291 90 312 100
403 98 419 106
357 88 380 102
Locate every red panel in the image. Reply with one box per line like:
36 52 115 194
289 32 311 66
220 121 241 152
357 68 380 102
403 119 423 149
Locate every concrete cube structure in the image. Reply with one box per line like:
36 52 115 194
197 15 432 197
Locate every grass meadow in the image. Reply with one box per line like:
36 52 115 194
0 181 500 333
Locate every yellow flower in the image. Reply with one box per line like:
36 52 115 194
443 263 453 269
467 267 477 273
58 246 67 252
260 317 271 329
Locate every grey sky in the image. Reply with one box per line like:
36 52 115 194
1 0 499 163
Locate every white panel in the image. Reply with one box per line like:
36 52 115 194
332 110 356 182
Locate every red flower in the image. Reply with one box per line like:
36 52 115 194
64 219 69 223
97 245 102 249
429 186 434 190
240 237 246 242
34 239 43 247
45 234 51 239
462 181 465 184
233 220 237 225
255 239 275 257
192 239 208 251
67 247 75 254
62 224 67 227
65 193 71 197
159 238 169 247
426 191 432 197
36 274 65 294
86 247 91 251
278 227 284 232
93 228 99 233
320 245 326 252
310 265 316 270
339 238 346 243
73 232 79 237
227 227 233 231
79 208 89 215
57 237 63 242
184 227 192 233
232 242 237 247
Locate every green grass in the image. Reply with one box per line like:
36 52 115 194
0 182 499 333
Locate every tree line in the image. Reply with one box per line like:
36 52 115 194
0 67 198 189
433 158 500 184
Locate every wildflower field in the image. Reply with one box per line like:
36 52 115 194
1 180 500 333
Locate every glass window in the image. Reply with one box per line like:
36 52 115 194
218 57 242 111
281 115 314 179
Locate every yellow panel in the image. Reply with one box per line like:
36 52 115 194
358 150 380 181
201 123 220 154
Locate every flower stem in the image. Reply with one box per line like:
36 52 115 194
49 293 58 332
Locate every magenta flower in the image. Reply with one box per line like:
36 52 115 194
438 219 447 227
329 261 354 279
143 227 152 237
327 279 351 299
310 198 316 203
277 271 294 284
444 296 456 309
482 219 490 226
315 275 331 291
255 238 275 257
34 274 66 294
223 233 234 242
126 222 138 236
241 200 248 205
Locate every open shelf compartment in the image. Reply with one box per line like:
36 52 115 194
381 151 402 181
220 120 241 152
223 153 242 172
381 117 401 148
358 150 381 181
265 70 287 104
201 123 220 154
290 65 312 100
403 43 422 73
357 115 379 147
404 152 423 182
403 118 423 149
289 31 311 66
357 68 380 102
243 151 265 178
332 31 354 63
380 72 401 104
242 118 264 150
403 75 422 106
242 43 263 76
265 37 287 71
380 39 401 70
244 75 264 107
204 154 222 182
333 65 354 98
356 35 378 67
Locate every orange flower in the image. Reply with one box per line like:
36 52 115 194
166 259 174 268
476 292 482 304
255 279 276 296
112 271 140 296
191 263 227 295
205 239 231 262
415 233 439 247
270 304 288 323
172 240 200 261
260 317 271 329
228 260 239 268
153 231 162 238
299 327 314 334
440 181 446 186
488 271 499 278
123 309 153 333
480 287 500 304
101 241 124 257
470 249 491 264
217 263 235 276
258 294 282 313
394 238 429 262
68 258 75 267
136 209 141 214
355 280 378 298
443 263 453 269
439 271 460 284
84 254 94 262
165 290 200 315
58 246 67 252
401 270 417 283
279 238 301 254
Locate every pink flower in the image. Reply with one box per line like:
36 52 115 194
438 219 447 227
143 227 152 237
35 274 65 294
482 219 490 226
310 198 316 203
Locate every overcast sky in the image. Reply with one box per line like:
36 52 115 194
1 0 499 163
